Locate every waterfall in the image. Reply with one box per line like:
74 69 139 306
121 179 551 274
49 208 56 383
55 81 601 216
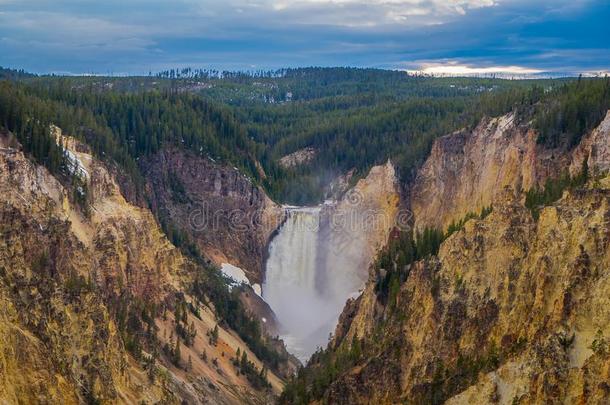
263 206 368 362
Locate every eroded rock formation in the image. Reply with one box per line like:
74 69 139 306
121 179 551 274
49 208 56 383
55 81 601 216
141 147 284 283
0 131 292 404
411 112 573 232
303 111 610 405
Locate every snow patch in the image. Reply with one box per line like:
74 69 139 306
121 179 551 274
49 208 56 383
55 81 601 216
252 283 262 297
220 263 250 287
220 263 264 299
64 149 89 180
51 125 89 180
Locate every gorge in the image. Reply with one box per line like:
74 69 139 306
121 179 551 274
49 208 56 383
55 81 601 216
1 67 609 404
264 161 400 362
264 207 333 362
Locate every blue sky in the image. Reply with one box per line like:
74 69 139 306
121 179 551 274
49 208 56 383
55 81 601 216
0 0 608 76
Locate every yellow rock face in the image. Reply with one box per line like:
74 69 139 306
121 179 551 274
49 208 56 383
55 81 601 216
0 131 288 404
411 112 578 232
321 114 610 405
326 182 610 404
570 110 610 177
322 160 401 274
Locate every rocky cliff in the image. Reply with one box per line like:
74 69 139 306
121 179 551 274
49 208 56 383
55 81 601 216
0 130 291 404
141 147 284 284
327 182 610 404
570 111 610 177
317 160 401 291
286 111 610 405
411 112 572 232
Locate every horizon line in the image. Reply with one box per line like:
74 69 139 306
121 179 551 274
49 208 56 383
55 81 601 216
3 64 609 81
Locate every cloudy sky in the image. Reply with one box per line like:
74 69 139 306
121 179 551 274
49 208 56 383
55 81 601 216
0 0 608 76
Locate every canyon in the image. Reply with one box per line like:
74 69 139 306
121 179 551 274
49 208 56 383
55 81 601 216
288 110 610 404
4 109 609 404
1 72 609 405
0 129 294 404
263 161 400 361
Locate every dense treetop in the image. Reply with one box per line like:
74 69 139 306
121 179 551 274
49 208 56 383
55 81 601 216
0 66 607 204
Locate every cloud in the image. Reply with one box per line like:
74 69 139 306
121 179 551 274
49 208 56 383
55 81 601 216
264 0 498 26
3 0 501 33
405 60 543 77
0 0 607 74
2 11 149 44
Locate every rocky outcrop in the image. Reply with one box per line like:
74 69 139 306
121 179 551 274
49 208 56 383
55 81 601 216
318 160 401 291
411 110 610 234
326 182 610 404
570 110 610 176
141 148 283 284
411 112 572 232
278 147 317 168
325 168 356 200
0 131 290 404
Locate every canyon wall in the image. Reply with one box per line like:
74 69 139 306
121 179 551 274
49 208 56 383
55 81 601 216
0 130 291 404
570 110 610 176
304 111 610 405
411 112 572 232
318 160 401 282
142 147 284 284
328 182 610 404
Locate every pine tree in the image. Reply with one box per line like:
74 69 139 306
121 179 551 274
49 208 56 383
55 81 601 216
173 338 181 367
210 325 219 346
189 321 197 340
240 351 248 369
577 157 589 185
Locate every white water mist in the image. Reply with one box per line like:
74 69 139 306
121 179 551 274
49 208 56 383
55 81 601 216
263 206 369 362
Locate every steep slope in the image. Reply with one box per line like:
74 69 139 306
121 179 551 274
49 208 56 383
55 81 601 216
411 112 570 232
412 110 610 235
324 184 610 404
570 111 610 177
0 131 164 403
0 129 291 404
141 147 284 284
317 160 401 293
282 111 610 405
